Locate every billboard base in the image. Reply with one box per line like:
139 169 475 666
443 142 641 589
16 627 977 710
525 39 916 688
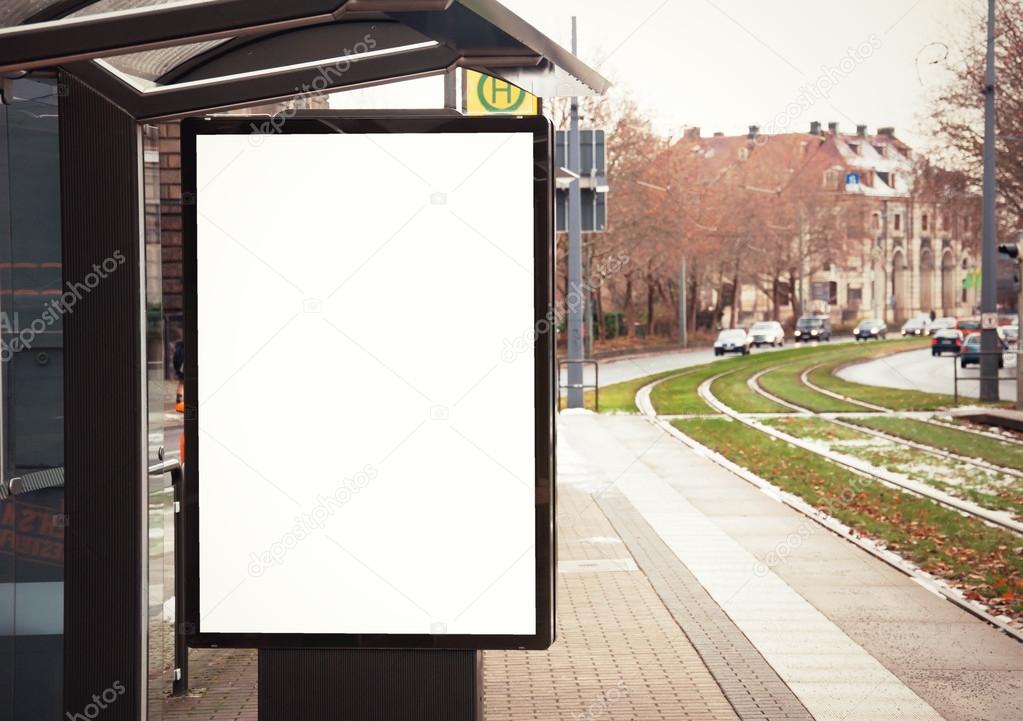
258 648 481 720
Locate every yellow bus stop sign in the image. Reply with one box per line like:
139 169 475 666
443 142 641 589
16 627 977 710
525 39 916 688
465 70 538 115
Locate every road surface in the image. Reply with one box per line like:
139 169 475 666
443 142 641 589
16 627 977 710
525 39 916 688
560 338 851 389
837 346 1017 400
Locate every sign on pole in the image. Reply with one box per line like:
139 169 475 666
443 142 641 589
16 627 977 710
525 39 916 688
464 70 538 115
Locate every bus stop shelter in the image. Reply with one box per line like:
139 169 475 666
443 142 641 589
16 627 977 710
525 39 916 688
0 2 607 720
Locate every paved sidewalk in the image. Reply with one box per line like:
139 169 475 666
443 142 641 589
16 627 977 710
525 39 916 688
162 420 741 721
159 411 1023 721
566 412 1023 721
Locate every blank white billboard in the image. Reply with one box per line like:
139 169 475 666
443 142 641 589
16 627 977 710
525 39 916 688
189 121 549 644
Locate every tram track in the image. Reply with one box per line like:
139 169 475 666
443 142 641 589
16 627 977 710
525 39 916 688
636 371 1023 644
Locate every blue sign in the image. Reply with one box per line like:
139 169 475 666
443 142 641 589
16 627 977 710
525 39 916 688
845 172 860 187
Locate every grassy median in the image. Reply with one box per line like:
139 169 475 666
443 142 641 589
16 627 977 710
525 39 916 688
848 416 1023 472
765 416 1023 520
674 416 1023 621
805 342 956 411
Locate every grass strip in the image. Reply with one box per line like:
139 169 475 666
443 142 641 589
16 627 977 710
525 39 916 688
806 341 957 411
847 416 1023 472
758 361 864 412
766 416 1023 520
674 416 1023 620
648 362 726 415
560 367 696 414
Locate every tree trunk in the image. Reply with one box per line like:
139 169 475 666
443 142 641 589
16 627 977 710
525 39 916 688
729 267 741 328
645 277 656 337
623 273 635 337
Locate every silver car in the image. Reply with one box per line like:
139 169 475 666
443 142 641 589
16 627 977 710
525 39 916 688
749 321 785 347
714 328 752 356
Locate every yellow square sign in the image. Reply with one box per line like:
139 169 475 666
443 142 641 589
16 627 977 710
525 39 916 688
465 70 538 115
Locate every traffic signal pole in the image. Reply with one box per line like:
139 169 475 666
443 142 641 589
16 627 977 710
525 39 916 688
566 16 585 408
980 0 1000 401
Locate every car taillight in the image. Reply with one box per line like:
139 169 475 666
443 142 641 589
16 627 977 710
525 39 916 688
955 338 962 345
931 338 937 345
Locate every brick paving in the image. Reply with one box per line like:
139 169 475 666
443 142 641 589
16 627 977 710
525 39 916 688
483 484 739 721
597 492 814 721
159 481 741 721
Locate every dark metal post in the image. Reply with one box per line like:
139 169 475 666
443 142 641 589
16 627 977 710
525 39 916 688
980 0 1000 401
171 465 189 696
566 16 584 408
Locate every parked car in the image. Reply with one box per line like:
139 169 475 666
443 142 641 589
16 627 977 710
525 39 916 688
854 318 887 340
901 317 930 336
929 317 957 334
959 332 1007 368
1005 324 1020 347
957 318 982 332
793 315 832 342
931 329 963 356
714 328 752 356
749 320 785 347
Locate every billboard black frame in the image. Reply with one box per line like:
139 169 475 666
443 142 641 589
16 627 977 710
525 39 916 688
181 112 555 651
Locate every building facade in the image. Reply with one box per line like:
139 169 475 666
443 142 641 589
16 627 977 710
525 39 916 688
682 123 980 327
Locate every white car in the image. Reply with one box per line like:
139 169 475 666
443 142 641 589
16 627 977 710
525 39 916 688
901 317 930 336
714 328 752 356
749 321 785 347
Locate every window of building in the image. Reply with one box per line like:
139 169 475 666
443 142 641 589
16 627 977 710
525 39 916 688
942 214 949 230
848 286 862 307
823 168 839 188
873 213 880 230
921 213 928 231
738 146 749 161
893 213 901 231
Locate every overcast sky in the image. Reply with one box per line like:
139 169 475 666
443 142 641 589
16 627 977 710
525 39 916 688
500 0 977 151
331 1 984 153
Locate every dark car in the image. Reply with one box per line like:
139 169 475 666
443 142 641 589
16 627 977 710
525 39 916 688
931 329 963 356
854 318 887 341
959 332 1007 368
793 315 831 342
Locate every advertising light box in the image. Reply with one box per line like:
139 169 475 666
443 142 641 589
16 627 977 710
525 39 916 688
182 115 554 650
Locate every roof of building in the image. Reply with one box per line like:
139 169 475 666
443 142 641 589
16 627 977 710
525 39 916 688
670 124 916 199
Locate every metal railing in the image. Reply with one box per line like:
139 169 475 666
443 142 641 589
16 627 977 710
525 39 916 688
148 457 188 697
558 358 599 412
952 349 1019 405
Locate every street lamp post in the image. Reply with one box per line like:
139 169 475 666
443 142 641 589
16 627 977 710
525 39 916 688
566 16 585 408
979 0 1000 401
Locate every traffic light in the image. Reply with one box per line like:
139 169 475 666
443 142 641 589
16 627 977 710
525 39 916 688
998 242 1019 259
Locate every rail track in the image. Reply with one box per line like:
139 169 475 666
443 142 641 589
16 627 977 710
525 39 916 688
636 368 1023 643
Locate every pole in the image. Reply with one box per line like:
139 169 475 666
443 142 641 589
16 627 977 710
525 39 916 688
980 0 999 401
679 257 688 348
566 16 584 408
1017 259 1022 409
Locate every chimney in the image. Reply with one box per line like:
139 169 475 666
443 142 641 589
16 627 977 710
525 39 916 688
878 126 895 137
713 131 724 137
747 124 759 139
856 124 867 137
683 127 701 139
828 121 838 134
809 121 821 135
